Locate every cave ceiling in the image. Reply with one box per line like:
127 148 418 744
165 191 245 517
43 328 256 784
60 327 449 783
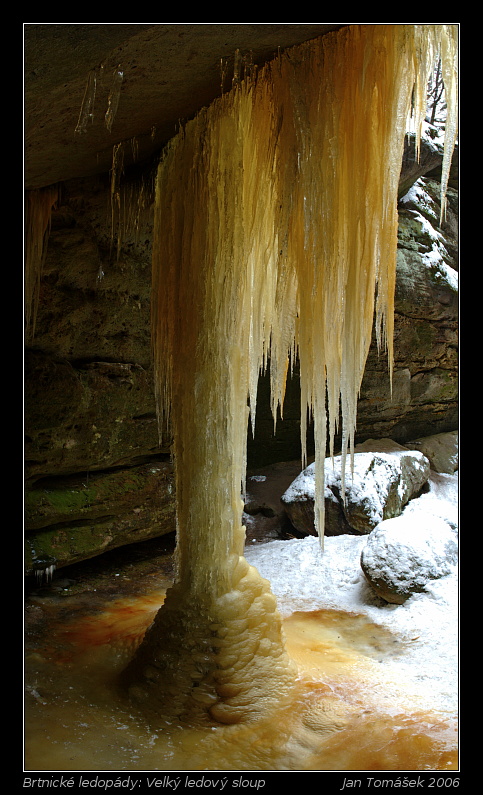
24 23 346 191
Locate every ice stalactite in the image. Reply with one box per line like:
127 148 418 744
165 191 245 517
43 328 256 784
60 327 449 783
34 563 56 585
108 141 155 260
75 62 124 136
122 24 458 727
24 186 58 343
109 141 125 260
105 66 124 133
75 67 101 134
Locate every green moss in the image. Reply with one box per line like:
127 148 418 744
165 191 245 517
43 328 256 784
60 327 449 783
26 486 96 513
25 464 170 530
410 368 457 404
25 522 110 573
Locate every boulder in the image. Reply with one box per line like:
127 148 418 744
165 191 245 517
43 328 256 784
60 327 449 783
281 439 430 536
403 431 458 474
360 513 458 604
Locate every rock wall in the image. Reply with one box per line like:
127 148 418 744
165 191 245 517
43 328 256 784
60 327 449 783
25 172 176 576
24 139 458 575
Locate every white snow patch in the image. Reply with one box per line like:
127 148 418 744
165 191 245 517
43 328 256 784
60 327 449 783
282 442 430 531
245 472 458 716
361 513 457 591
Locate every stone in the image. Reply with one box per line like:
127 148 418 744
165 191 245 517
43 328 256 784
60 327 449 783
24 461 176 576
360 513 458 604
25 351 170 481
281 439 430 536
404 431 458 474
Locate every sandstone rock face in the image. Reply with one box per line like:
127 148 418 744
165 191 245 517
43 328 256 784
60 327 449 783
280 439 430 537
354 178 458 446
360 513 458 604
25 462 176 577
25 352 166 480
24 179 176 576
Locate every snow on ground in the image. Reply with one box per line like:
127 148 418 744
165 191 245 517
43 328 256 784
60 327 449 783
244 471 459 717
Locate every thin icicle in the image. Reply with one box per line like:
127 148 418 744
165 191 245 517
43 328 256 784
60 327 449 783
25 186 58 342
105 66 124 133
75 68 100 134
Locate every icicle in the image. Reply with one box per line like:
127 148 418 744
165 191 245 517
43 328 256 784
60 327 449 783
130 136 139 163
105 66 124 133
25 186 58 343
46 563 55 582
232 49 242 87
75 62 125 135
242 50 256 82
75 68 100 134
437 26 458 224
220 57 229 95
109 142 124 258
34 563 56 585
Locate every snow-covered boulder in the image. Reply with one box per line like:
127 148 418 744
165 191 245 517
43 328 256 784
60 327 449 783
281 439 430 536
360 513 458 604
404 431 458 474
